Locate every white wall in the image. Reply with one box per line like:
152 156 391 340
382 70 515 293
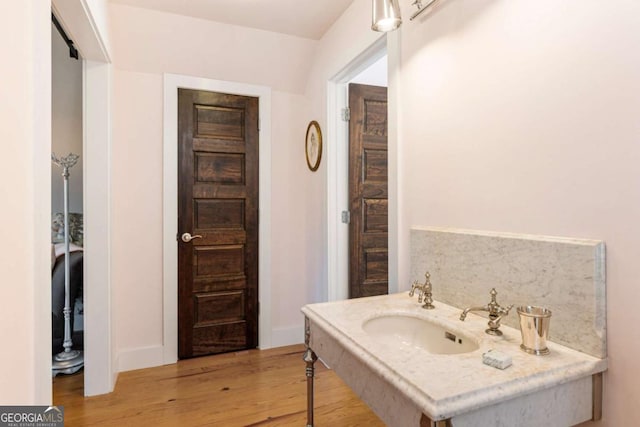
108 4 320 365
111 69 164 357
52 23 83 214
270 91 311 339
304 0 384 305
110 5 313 93
306 0 640 424
395 1 640 425
0 0 51 404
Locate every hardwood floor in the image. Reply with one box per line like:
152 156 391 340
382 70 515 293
53 344 385 426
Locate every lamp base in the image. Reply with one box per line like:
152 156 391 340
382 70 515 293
52 350 84 377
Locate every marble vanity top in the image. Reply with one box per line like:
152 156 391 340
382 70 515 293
302 293 607 420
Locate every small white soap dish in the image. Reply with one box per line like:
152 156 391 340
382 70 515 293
482 349 512 370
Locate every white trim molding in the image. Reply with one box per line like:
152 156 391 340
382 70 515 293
83 60 114 396
51 0 111 62
118 345 164 372
386 30 402 293
163 74 272 364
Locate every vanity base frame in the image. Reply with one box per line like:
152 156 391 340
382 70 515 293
304 315 603 427
420 415 452 427
303 317 318 427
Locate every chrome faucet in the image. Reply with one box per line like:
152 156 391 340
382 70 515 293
460 288 513 336
409 272 435 309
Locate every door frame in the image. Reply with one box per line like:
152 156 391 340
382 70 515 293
51 0 114 397
163 74 272 364
326 34 401 302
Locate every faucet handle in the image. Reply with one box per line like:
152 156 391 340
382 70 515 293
421 271 434 309
489 288 512 314
487 288 506 313
500 304 514 315
409 272 435 309
409 281 420 297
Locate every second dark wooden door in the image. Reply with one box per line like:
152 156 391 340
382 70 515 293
349 83 389 298
178 89 259 359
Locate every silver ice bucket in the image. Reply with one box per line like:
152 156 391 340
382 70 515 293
517 306 552 356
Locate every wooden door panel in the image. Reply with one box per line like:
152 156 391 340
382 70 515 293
194 152 246 184
349 84 388 299
363 99 387 135
194 291 245 325
193 277 246 293
363 199 388 232
362 187 388 199
194 105 245 140
192 322 247 356
194 199 245 230
361 234 388 249
193 138 247 153
193 246 245 277
193 184 247 199
178 88 258 359
365 249 388 277
364 149 387 181
191 232 246 247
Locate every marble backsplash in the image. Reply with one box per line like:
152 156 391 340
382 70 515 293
410 227 606 358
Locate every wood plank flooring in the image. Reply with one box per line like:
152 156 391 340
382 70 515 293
53 344 385 426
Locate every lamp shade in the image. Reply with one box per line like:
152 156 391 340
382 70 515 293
372 0 402 32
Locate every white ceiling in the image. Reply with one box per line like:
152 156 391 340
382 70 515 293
109 0 356 40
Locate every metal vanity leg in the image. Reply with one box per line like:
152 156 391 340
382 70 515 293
420 414 452 427
303 317 318 427
592 372 603 421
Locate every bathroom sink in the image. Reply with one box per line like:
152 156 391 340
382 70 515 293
362 315 479 355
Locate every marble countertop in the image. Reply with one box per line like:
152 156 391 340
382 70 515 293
302 293 607 420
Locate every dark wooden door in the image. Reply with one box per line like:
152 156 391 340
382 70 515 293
178 89 259 359
349 83 388 298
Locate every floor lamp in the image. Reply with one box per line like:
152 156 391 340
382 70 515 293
52 152 84 376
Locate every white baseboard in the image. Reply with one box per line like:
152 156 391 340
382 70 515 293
270 325 304 348
118 327 303 373
117 345 164 373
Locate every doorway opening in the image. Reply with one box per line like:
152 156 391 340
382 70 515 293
51 15 85 395
326 35 399 302
49 2 113 398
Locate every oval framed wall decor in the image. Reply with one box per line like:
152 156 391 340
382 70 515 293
305 120 323 172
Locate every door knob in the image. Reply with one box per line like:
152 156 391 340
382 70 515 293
181 232 203 243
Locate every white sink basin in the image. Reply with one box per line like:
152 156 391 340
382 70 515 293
362 315 479 355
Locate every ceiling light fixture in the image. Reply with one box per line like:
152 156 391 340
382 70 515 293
410 0 438 21
372 0 402 32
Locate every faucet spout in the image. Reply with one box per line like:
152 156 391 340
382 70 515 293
459 306 489 321
458 289 512 336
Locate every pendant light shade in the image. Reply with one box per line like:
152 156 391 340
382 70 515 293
372 0 402 32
